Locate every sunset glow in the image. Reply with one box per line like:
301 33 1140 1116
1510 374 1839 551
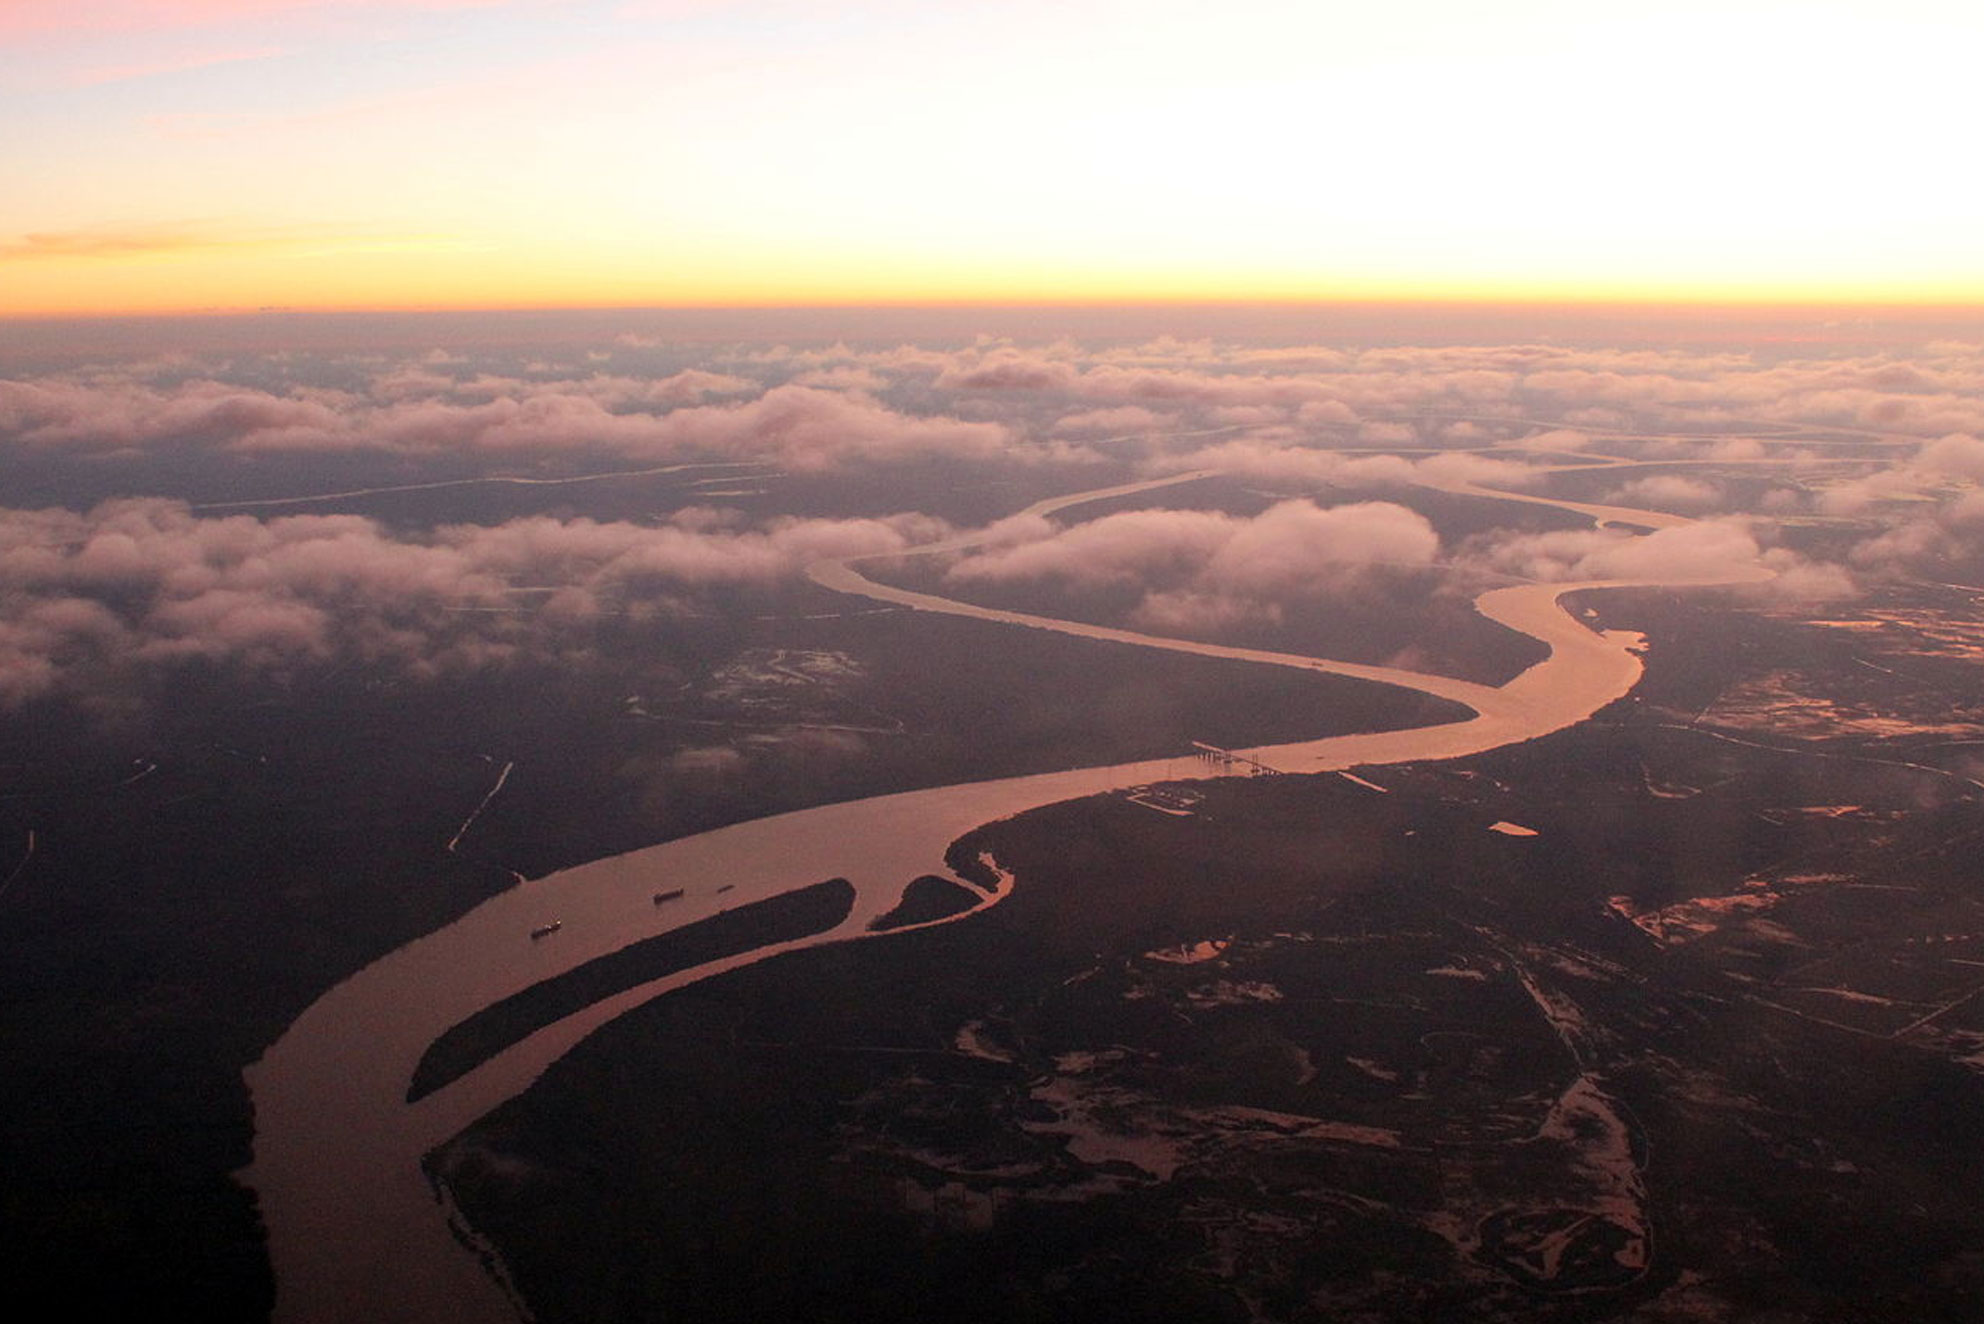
6 0 1983 316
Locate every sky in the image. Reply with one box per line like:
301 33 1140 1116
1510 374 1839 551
5 0 1984 317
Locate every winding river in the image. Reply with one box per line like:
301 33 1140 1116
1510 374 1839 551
242 460 1768 1324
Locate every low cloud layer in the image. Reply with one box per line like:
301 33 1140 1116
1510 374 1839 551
0 500 944 706
738 334 1984 443
0 372 1011 471
6 328 1983 710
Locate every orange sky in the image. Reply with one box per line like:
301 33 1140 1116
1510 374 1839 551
6 1 1983 317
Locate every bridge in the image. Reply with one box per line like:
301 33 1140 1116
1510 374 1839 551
1189 741 1282 776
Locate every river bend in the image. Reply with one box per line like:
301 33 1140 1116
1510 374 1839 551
243 462 1768 1324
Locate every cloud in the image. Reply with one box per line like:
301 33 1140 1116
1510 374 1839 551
935 351 1078 392
1814 469 1921 516
1916 432 1984 480
1578 519 1767 582
1756 551 1856 603
1150 439 1538 495
947 508 1237 590
1950 491 1984 527
0 499 947 707
1129 589 1280 634
656 386 1011 470
1706 436 1767 461
1200 500 1439 594
0 220 449 261
24 333 1984 663
1849 518 1954 572
0 375 353 450
1456 517 1821 594
0 370 1009 472
1414 452 1541 489
709 339 1984 451
943 498 1440 640
1050 406 1174 437
1505 428 1589 453
1844 475 1984 579
366 368 753 408
1151 441 1403 488
1811 432 1984 516
788 366 888 392
1605 474 1724 513
1207 405 1285 427
1295 399 1359 425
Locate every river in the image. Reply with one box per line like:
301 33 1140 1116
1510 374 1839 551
242 462 1769 1324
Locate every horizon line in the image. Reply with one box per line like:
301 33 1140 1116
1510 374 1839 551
8 294 1984 326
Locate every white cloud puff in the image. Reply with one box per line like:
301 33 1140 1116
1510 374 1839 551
0 500 947 706
1461 519 1760 583
943 498 1440 640
1605 474 1725 513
